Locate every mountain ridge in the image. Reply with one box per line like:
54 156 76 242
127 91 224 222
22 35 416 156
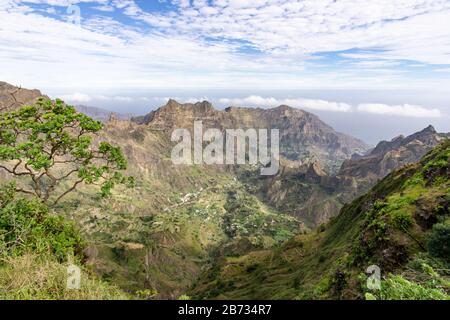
133 98 369 173
1 81 448 299
192 140 450 299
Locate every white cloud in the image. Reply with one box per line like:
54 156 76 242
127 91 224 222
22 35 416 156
122 0 450 64
218 96 352 112
113 96 133 102
357 103 441 118
1 0 450 94
215 97 443 117
60 92 92 103
55 93 444 119
92 5 115 12
58 93 135 103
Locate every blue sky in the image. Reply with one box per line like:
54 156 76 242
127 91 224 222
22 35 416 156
1 1 450 143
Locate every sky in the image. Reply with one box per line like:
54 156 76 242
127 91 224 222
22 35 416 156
1 0 450 144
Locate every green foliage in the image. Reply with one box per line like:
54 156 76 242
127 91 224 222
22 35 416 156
0 183 130 299
223 190 298 243
427 222 450 261
365 292 377 300
403 172 425 188
0 98 131 204
135 288 158 300
423 147 450 172
193 142 450 300
0 183 84 261
0 254 128 300
391 209 414 231
376 275 449 300
364 208 389 245
313 276 331 297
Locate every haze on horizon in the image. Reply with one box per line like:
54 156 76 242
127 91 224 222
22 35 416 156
1 0 450 144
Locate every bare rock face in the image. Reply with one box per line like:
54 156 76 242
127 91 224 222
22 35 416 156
338 125 445 191
133 99 369 173
0 82 44 111
244 124 448 227
302 161 326 183
134 99 217 131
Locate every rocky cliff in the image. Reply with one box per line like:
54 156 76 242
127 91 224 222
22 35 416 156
133 99 369 173
0 82 44 111
338 125 447 193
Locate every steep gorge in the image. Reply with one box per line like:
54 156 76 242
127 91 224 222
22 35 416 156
1 81 447 299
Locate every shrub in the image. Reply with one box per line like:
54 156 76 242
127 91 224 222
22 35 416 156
427 222 450 261
246 263 259 273
0 254 128 300
391 210 414 231
378 275 449 300
135 288 158 299
0 183 84 261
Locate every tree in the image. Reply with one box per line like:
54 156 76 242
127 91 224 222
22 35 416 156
0 98 133 205
427 222 450 261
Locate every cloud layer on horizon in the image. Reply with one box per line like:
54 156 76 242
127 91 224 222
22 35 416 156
56 92 443 118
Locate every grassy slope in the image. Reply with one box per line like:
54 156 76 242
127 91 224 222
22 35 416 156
0 254 128 300
56 152 300 298
192 141 450 300
0 186 128 300
1 120 301 299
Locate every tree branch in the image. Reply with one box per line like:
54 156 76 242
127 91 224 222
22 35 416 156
53 178 84 206
15 188 36 196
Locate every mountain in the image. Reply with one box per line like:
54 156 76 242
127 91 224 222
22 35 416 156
0 83 132 122
1 81 447 300
338 125 448 194
0 85 369 174
75 105 134 122
248 125 449 227
192 141 450 299
0 81 44 111
133 99 369 173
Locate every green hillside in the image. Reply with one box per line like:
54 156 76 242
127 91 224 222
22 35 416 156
192 141 450 300
0 183 128 300
1 97 448 300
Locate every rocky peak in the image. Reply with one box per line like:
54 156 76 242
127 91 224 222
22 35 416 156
370 125 440 156
391 135 405 143
273 105 294 112
338 125 446 194
0 82 44 111
308 161 326 177
407 125 437 140
108 112 119 124
422 124 437 133
163 99 214 112
131 99 368 173
194 100 214 113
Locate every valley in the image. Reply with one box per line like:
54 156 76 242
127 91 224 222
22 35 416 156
0 81 448 300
